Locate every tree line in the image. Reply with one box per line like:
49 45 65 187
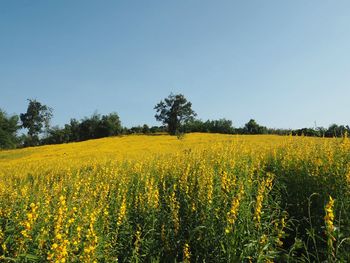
1 94 349 149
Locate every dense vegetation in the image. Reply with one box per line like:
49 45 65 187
0 109 19 149
1 94 350 149
0 134 349 262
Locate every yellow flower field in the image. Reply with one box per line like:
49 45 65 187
0 133 349 262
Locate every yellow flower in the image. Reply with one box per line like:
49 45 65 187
183 243 191 263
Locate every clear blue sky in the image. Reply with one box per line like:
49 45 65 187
1 1 350 129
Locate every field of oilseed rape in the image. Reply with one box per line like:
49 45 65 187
0 134 350 262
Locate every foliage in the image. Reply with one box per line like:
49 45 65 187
242 119 267 134
43 113 122 145
324 124 350 137
182 118 235 134
0 109 19 149
154 93 196 135
20 99 53 146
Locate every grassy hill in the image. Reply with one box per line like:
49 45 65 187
0 134 349 262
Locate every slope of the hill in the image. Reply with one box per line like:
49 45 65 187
0 133 349 262
0 133 290 171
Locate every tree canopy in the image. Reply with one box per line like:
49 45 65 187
154 93 196 135
243 119 267 134
43 112 122 145
20 99 53 146
0 109 19 149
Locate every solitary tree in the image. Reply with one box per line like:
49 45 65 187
20 99 53 145
154 93 196 135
